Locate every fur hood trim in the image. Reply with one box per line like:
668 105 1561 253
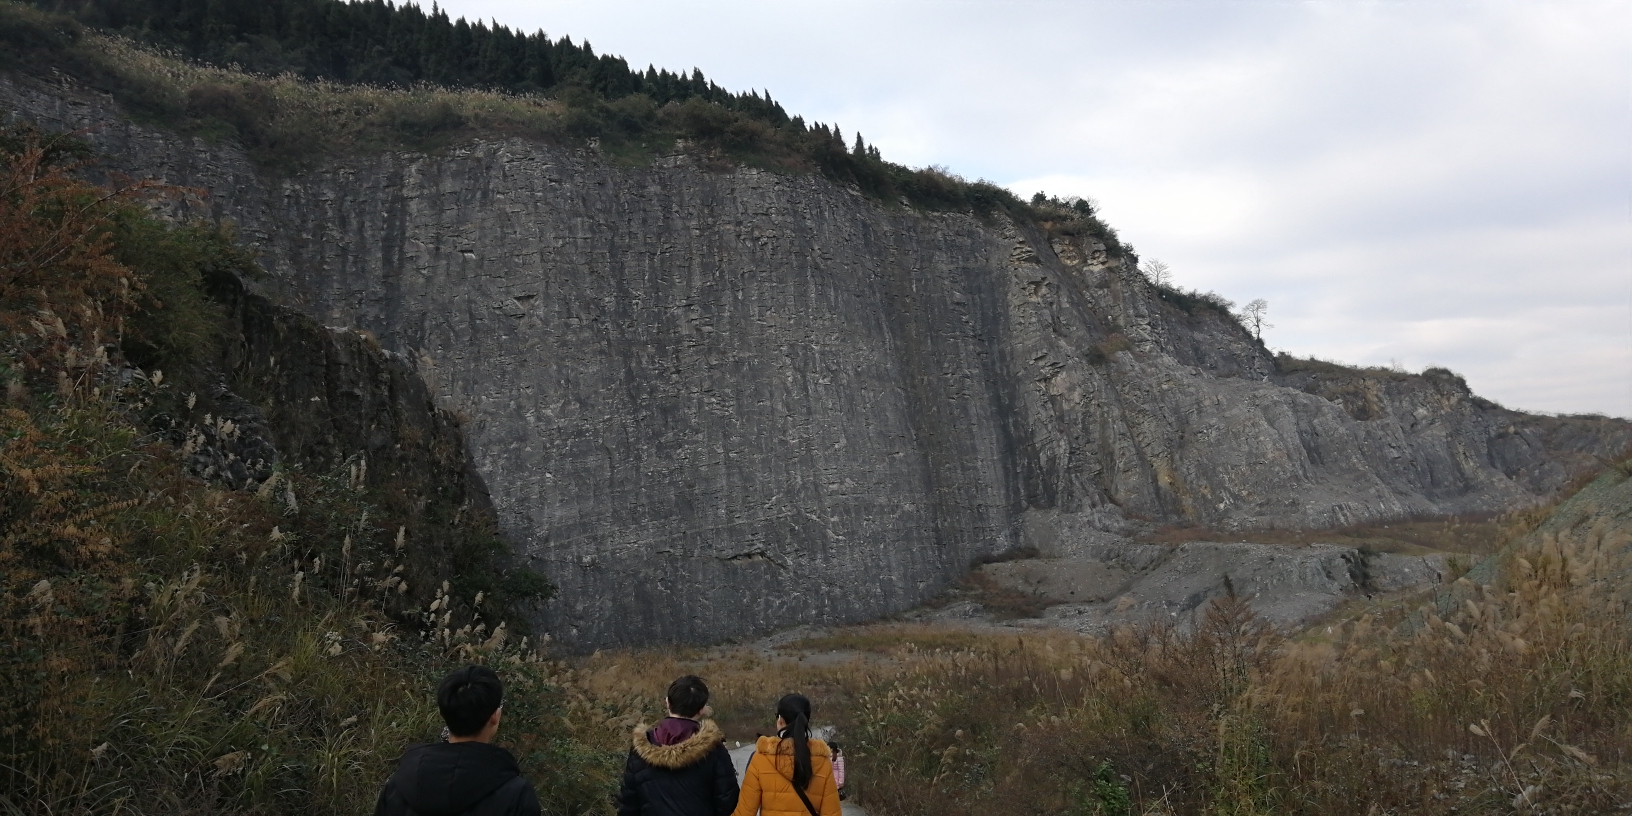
753 735 832 758
631 719 725 769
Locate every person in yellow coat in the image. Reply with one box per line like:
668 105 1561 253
731 694 841 816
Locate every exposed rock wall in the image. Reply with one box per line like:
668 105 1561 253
203 267 500 594
137 253 505 619
8 74 1628 648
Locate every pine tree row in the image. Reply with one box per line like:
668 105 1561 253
28 0 789 122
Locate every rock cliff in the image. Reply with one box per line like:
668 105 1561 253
8 74 1628 648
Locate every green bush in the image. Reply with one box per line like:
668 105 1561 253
1152 284 1235 317
111 215 239 371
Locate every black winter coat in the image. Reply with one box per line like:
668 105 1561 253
618 719 739 816
375 741 542 816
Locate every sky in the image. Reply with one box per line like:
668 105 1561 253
433 0 1632 418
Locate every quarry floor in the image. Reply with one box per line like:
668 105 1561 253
594 534 1479 816
921 535 1464 635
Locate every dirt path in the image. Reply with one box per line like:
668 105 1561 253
730 743 867 816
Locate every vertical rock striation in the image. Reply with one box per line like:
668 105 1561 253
8 74 1628 648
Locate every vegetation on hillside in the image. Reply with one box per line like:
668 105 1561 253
27 0 773 110
0 0 1133 253
0 129 623 814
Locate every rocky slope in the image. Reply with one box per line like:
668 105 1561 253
942 541 1456 635
7 73 1628 648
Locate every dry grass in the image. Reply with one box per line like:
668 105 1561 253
576 464 1632 816
90 34 572 172
779 625 1011 656
1143 514 1517 557
575 644 863 744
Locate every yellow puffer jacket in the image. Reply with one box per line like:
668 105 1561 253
730 735 841 816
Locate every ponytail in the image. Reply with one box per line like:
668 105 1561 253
776 693 815 791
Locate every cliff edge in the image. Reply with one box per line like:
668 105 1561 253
7 72 1626 648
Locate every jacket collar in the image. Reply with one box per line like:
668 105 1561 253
754 735 831 758
632 719 725 769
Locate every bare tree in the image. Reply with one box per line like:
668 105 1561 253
1140 258 1172 288
1240 298 1272 341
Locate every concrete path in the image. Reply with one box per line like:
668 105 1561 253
730 743 866 816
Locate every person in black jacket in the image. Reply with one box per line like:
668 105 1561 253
375 665 542 816
618 675 740 816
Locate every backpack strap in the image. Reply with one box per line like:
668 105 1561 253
771 755 820 816
792 782 820 816
764 742 822 816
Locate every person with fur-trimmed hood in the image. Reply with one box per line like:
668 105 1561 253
618 675 740 816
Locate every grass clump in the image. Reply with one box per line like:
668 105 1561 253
0 128 622 814
1087 332 1133 366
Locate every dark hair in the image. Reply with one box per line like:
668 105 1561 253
437 665 503 737
666 675 710 718
776 693 815 791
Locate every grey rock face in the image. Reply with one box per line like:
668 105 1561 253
1044 542 1367 632
1026 543 1443 632
8 74 1628 649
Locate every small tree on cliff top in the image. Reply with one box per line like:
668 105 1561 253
1139 258 1172 288
1240 298 1272 341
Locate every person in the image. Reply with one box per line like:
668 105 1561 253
731 694 840 816
375 665 542 816
618 674 740 816
826 742 845 801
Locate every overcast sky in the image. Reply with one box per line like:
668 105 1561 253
433 0 1631 418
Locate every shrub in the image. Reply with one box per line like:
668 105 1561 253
1151 284 1235 317
1087 333 1132 365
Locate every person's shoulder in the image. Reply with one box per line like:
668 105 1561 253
496 773 541 816
475 741 521 759
752 735 832 758
382 742 435 781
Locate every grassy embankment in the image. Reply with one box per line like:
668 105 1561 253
578 461 1632 816
0 130 628 814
